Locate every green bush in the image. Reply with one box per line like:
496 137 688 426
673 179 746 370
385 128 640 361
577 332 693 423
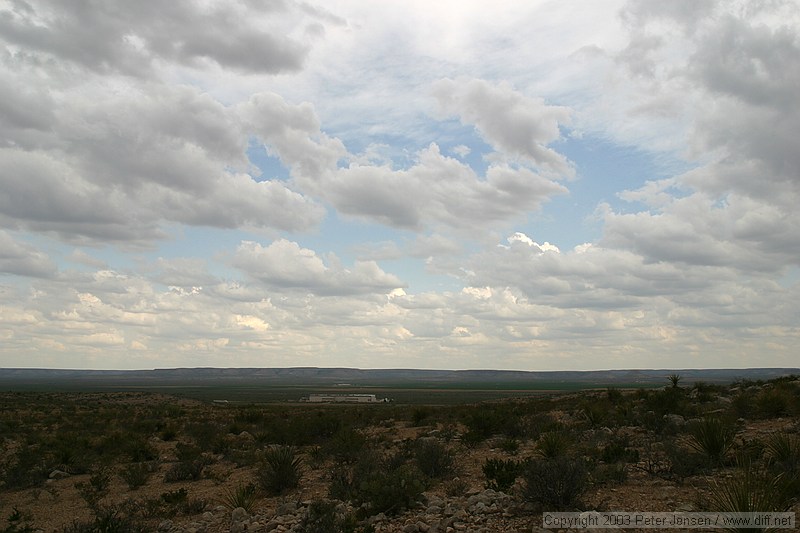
756 388 791 418
664 442 707 482
600 437 640 464
358 463 427 515
3 507 35 533
521 457 588 510
297 500 360 533
498 437 520 454
119 462 153 490
482 458 522 492
257 445 302 495
537 431 570 458
414 438 453 479
324 428 367 464
592 463 627 485
164 460 204 482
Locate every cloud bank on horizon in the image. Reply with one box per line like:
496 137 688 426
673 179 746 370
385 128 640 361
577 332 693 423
1 0 798 370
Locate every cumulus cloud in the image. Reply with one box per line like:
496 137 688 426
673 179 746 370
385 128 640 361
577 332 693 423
432 78 573 175
0 230 57 278
326 143 567 231
232 239 405 296
0 0 315 76
0 83 325 243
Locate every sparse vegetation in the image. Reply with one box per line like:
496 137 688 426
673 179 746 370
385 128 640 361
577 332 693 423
1 375 799 531
222 482 259 513
686 417 736 466
482 457 523 492
256 445 303 496
521 456 588 510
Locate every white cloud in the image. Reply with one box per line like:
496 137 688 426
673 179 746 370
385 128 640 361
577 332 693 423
326 143 567 232
232 239 405 296
0 0 316 76
0 0 798 371
0 231 57 278
432 78 574 175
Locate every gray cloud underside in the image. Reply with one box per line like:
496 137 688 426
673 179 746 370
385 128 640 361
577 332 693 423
0 0 310 76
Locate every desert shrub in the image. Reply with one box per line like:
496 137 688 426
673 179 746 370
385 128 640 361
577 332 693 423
159 427 177 442
160 488 188 505
328 451 426 516
581 401 608 428
691 381 721 403
3 507 35 533
122 437 157 463
324 428 367 463
185 421 225 452
76 470 111 512
525 413 562 440
645 387 693 418
297 500 360 533
668 374 682 388
222 483 258 513
756 388 791 418
482 458 522 492
607 387 623 404
411 407 432 427
257 445 302 495
462 404 523 443
592 463 627 485
498 437 520 454
61 505 148 533
119 462 154 490
664 442 707 482
521 457 588 510
1 445 51 489
174 442 203 463
267 410 343 446
686 417 735 466
164 460 204 482
600 437 639 464
358 463 427 515
764 433 800 468
764 433 800 497
537 431 570 458
414 438 453 479
443 477 469 497
731 389 755 418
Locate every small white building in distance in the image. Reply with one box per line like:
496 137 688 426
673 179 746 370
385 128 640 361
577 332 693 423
305 393 380 403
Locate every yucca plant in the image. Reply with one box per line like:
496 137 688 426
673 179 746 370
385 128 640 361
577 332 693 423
708 463 794 532
763 433 800 467
537 431 570 458
257 445 302 495
222 482 259 513
686 417 735 466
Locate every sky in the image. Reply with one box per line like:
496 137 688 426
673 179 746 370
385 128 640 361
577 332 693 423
1 0 799 371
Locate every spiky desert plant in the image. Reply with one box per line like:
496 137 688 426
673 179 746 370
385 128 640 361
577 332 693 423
257 445 302 495
764 433 800 467
668 374 682 388
222 482 258 513
537 431 570 458
686 417 735 466
708 465 794 532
